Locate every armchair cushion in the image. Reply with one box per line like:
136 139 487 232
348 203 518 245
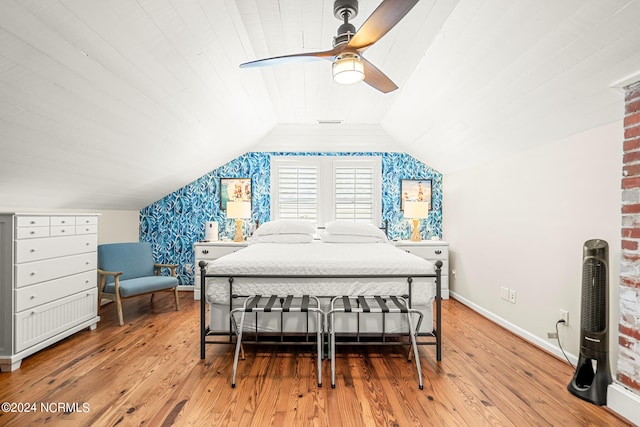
103 276 178 297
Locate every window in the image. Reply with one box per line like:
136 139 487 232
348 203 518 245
272 161 319 221
271 156 381 225
334 162 376 223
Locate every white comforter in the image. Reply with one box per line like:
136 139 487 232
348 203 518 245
204 241 437 305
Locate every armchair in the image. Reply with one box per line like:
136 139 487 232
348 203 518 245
97 242 180 325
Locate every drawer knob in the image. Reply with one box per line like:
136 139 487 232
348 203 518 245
30 295 36 299
30 249 36 253
30 272 36 276
30 231 35 235
202 250 209 254
435 250 442 255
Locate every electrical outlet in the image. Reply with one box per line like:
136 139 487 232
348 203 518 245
500 286 509 301
547 332 558 339
560 309 569 325
509 289 516 304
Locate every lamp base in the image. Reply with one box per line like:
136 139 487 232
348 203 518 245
233 219 245 242
410 219 422 242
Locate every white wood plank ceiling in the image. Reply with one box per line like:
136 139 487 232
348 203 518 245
0 0 639 210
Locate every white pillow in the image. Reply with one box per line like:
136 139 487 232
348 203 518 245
253 220 315 237
251 233 314 244
324 221 387 240
320 231 386 243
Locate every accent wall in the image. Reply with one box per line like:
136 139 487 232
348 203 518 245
140 151 442 285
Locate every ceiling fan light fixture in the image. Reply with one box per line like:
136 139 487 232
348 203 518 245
332 53 364 85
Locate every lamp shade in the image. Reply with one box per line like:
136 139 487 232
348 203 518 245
332 53 365 85
227 201 251 219
404 201 429 219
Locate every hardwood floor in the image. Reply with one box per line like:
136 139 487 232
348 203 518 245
0 292 632 426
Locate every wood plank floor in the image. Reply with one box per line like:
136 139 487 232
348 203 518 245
0 292 633 426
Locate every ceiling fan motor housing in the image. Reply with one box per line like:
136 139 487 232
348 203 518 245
333 0 358 20
333 0 358 46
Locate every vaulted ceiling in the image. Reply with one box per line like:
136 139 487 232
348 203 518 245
1 0 639 210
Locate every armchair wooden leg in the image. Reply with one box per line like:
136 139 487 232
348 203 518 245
150 293 154 303
173 288 180 311
115 293 125 326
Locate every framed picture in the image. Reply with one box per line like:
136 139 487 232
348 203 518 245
401 179 432 211
220 178 252 210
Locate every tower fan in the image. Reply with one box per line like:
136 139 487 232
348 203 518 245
567 239 612 405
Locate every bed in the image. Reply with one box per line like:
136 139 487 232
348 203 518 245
199 220 443 360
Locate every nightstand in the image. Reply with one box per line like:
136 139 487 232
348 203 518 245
394 240 449 299
193 241 248 300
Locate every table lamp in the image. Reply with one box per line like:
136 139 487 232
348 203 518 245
227 201 251 242
404 201 429 242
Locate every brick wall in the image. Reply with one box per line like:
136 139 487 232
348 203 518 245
620 82 640 393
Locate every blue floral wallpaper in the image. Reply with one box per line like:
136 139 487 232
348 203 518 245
140 152 442 285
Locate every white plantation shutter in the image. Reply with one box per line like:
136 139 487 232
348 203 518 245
334 165 375 223
271 156 381 225
274 164 318 221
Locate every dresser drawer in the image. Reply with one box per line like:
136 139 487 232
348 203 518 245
16 216 50 227
400 245 448 260
15 270 97 311
15 252 97 287
16 226 50 239
14 288 98 352
76 216 98 226
15 234 98 263
50 225 76 237
50 216 76 226
75 224 97 235
195 245 243 259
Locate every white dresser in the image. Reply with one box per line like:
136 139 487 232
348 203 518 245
394 240 450 299
0 213 100 372
192 241 248 300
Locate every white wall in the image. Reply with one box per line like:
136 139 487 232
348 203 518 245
96 210 139 244
442 121 622 362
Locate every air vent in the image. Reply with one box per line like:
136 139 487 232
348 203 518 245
317 120 343 125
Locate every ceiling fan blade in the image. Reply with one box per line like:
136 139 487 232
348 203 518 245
240 46 344 68
362 58 398 93
347 0 419 51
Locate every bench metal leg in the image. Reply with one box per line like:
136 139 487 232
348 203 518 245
316 309 323 387
330 310 336 388
231 309 247 388
406 310 423 389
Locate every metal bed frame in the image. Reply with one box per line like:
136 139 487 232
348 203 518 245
198 260 443 362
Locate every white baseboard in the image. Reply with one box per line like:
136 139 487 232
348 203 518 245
450 291 640 425
607 383 640 426
450 291 578 365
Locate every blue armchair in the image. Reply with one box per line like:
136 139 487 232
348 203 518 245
97 242 180 325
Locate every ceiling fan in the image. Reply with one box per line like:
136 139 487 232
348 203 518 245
239 0 419 93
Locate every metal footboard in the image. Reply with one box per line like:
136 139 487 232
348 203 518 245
199 260 443 362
